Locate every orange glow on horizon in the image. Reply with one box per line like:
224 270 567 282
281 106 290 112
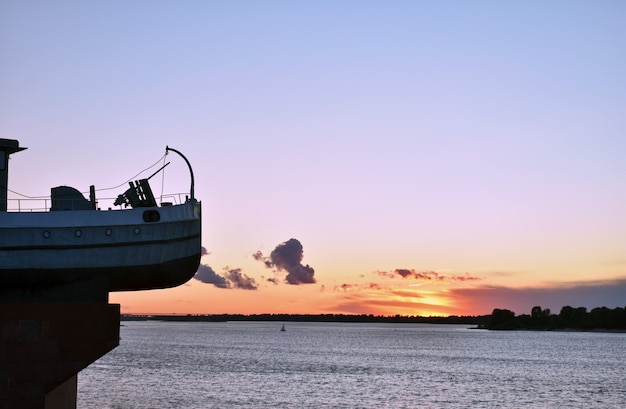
110 278 490 317
110 272 626 318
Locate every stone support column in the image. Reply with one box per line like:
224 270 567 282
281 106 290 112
0 303 120 409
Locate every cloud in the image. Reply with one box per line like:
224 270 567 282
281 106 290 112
194 264 229 288
255 238 316 285
448 278 626 315
323 275 626 317
194 247 258 290
223 268 258 290
390 289 425 299
333 282 386 292
253 250 272 268
375 269 481 282
325 291 458 316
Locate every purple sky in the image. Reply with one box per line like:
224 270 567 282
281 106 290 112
1 1 624 315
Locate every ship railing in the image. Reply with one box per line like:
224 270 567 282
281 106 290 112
6 192 192 212
6 198 51 212
158 193 192 206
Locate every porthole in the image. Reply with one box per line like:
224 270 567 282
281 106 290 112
43 231 51 239
133 227 140 235
105 228 112 236
75 230 82 237
143 210 160 223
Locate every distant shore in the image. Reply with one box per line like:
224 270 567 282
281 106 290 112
121 304 626 332
121 313 487 325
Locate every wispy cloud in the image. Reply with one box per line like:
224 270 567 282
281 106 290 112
324 274 626 316
375 269 481 282
448 278 626 315
326 290 457 316
333 282 386 292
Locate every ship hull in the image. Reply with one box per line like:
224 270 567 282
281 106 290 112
0 201 201 293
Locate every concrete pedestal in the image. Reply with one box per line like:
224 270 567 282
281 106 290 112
0 303 119 409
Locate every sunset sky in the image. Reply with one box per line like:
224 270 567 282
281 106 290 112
1 1 624 316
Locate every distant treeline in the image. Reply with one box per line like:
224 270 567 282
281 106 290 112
121 305 626 331
121 313 487 325
484 305 626 331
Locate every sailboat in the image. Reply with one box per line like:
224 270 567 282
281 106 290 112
280 324 286 332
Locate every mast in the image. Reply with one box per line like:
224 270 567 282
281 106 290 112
165 146 195 201
0 139 27 212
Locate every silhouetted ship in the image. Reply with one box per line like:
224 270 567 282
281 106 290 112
0 138 201 301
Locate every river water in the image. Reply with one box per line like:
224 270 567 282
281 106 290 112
77 321 625 408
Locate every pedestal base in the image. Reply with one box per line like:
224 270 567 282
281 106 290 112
0 303 120 409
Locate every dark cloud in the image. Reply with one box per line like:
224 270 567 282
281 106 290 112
254 238 316 285
333 282 386 292
223 268 258 290
253 250 272 268
194 248 258 290
194 264 229 288
376 269 481 282
449 278 626 315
